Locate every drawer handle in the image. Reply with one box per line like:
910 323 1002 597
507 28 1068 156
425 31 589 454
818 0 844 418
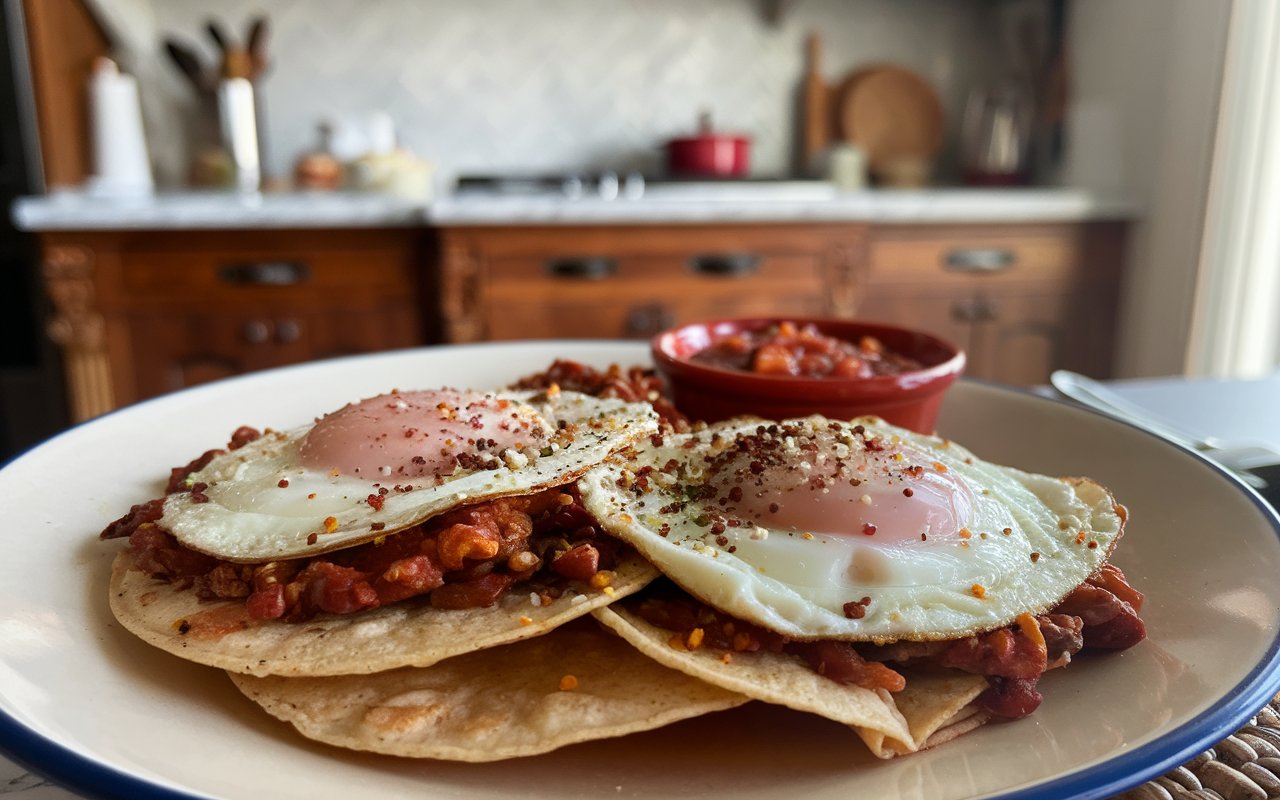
624 303 675 338
545 257 617 280
943 249 1015 273
276 318 302 343
242 319 270 344
689 252 761 277
219 261 311 285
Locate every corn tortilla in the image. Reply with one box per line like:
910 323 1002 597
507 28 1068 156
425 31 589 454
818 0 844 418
228 618 749 761
109 548 658 677
594 605 983 758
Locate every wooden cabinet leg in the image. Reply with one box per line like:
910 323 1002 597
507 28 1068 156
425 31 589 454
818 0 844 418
41 245 113 420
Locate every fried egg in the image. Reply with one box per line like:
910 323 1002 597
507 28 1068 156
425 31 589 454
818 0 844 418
578 416 1124 642
162 388 658 562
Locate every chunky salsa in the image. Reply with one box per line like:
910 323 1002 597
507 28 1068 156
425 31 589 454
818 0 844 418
690 321 924 378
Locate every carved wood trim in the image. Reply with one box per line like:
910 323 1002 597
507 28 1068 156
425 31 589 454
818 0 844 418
41 244 113 420
822 227 870 318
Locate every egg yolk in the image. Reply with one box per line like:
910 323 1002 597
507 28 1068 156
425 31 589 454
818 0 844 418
298 389 549 479
714 443 974 546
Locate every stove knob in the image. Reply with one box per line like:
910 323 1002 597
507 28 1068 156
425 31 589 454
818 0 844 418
598 172 619 201
561 176 584 199
623 172 645 200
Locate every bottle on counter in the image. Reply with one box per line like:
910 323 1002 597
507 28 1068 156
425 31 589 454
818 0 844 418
293 121 344 191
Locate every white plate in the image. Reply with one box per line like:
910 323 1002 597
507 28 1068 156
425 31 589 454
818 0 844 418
2 342 1279 800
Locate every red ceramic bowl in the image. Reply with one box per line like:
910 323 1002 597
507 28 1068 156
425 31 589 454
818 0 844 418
651 318 966 433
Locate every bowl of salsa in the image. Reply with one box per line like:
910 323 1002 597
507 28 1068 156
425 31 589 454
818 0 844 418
651 318 965 432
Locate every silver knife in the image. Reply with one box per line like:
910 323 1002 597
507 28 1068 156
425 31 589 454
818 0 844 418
1050 370 1280 491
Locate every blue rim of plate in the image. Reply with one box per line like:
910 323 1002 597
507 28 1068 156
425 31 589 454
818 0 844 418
1 367 1278 800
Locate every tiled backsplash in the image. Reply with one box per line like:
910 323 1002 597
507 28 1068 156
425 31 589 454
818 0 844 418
128 0 1003 187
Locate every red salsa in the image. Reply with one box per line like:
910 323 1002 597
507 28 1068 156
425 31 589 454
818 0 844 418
690 321 924 378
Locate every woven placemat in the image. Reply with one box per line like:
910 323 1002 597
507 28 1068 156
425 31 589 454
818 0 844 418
1117 693 1280 799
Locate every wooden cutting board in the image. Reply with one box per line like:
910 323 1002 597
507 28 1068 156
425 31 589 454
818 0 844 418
835 65 944 177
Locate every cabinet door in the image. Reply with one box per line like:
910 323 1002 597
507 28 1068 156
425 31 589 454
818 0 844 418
126 305 420 398
858 286 1073 386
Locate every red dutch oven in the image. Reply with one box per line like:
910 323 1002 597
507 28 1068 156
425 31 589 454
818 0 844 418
666 112 751 178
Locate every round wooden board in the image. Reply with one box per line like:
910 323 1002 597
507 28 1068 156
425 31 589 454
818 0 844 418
835 65 944 173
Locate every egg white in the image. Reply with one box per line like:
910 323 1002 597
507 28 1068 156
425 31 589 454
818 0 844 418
162 390 658 562
578 416 1124 642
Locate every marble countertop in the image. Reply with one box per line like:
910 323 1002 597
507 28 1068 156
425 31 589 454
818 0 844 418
11 186 1138 231
430 186 1138 225
11 189 427 231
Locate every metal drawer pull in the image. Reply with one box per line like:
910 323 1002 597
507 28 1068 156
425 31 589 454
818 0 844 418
276 319 301 343
689 252 761 277
242 319 270 344
943 248 1015 273
218 261 311 285
544 257 617 280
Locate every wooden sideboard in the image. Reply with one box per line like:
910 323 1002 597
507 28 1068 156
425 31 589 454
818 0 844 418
34 227 429 420
438 220 1127 386
33 219 1127 421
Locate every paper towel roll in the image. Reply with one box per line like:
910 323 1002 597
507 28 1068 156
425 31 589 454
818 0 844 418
87 58 154 196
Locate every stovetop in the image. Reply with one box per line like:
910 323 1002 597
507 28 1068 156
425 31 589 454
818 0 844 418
452 174 836 202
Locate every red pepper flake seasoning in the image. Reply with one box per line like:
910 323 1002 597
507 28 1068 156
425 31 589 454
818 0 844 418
306 532 318 545
1087 541 1098 549
958 528 972 539
1030 552 1040 562
366 493 385 511
933 461 948 473
861 523 877 536
323 516 339 533
720 652 733 664
842 596 872 619
971 584 987 599
190 482 210 504
902 487 914 497
1075 531 1087 545
1002 527 1013 536
370 522 386 532
308 493 317 500
277 479 289 488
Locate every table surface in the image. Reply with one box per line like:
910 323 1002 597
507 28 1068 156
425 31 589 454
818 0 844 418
5 370 1277 799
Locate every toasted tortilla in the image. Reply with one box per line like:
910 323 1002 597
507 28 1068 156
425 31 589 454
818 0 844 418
592 605 989 759
228 618 749 761
109 548 658 677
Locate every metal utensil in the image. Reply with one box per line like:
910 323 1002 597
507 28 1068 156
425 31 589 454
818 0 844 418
164 39 212 93
1050 370 1280 489
246 16 270 81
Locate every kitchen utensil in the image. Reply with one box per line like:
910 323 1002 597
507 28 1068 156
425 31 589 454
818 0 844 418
1050 370 1280 489
665 111 750 178
801 33 828 176
217 77 260 192
245 16 270 81
835 65 943 184
205 19 231 56
164 39 212 92
960 81 1033 185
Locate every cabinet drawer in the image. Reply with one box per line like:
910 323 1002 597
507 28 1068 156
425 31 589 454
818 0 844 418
867 226 1084 286
484 293 828 341
485 253 824 301
119 248 412 304
98 229 420 308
